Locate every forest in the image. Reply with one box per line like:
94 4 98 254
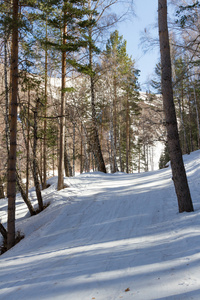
0 0 199 251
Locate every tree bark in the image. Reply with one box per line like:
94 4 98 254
193 85 200 148
118 122 123 172
90 68 106 173
187 93 194 152
57 7 67 190
33 100 43 211
4 36 10 154
113 75 117 156
42 18 48 189
110 93 118 173
64 134 72 177
88 0 106 173
89 59 106 173
72 121 75 176
16 171 35 216
0 176 4 199
177 96 190 154
26 88 30 197
80 123 83 173
158 0 193 213
7 0 18 250
126 94 129 173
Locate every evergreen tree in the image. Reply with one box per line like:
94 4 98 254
158 0 194 213
159 143 170 169
104 30 140 173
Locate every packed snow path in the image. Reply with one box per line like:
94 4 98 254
1 151 200 299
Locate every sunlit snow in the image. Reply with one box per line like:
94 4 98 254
1 150 200 299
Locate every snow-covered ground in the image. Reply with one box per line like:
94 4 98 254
1 151 200 299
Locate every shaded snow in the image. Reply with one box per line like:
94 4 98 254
1 151 200 299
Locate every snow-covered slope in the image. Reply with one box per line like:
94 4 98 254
1 151 200 300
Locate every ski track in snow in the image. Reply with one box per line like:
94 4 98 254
1 151 200 299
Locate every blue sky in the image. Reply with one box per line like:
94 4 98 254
114 0 159 91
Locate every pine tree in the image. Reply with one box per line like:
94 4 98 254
104 30 140 173
7 0 19 250
158 0 194 213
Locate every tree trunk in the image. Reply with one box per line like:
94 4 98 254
64 148 69 177
177 96 190 154
33 100 43 211
57 8 67 190
38 140 43 186
88 5 106 173
193 85 200 148
53 144 55 176
0 177 4 199
113 75 117 157
158 0 193 213
7 0 18 250
80 123 83 174
138 144 141 173
126 94 129 173
42 18 48 189
109 95 118 173
188 94 194 152
16 171 35 216
64 136 72 177
118 123 123 172
90 72 106 173
26 88 30 197
4 36 10 154
73 121 75 176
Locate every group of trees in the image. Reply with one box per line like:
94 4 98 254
0 0 199 250
156 0 200 158
0 0 142 250
157 0 199 213
158 0 195 213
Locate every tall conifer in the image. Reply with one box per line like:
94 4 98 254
158 0 194 213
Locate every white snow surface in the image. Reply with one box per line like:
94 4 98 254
1 151 200 299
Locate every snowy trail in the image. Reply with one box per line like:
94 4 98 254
1 151 200 299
